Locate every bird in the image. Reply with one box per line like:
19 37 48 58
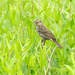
35 19 62 49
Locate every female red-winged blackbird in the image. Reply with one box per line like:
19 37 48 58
35 20 62 49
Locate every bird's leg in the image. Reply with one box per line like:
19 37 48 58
41 39 43 43
41 39 45 49
43 39 45 46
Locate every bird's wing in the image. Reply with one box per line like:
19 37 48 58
38 25 56 40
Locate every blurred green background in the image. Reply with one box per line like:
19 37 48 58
0 0 75 75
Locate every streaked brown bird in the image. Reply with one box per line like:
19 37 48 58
35 20 62 49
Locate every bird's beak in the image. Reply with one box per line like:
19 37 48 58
35 23 36 25
34 21 36 25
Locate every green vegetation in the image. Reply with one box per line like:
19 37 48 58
0 0 75 75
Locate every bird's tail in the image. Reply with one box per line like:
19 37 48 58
53 40 62 49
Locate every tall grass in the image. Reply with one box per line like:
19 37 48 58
0 0 75 75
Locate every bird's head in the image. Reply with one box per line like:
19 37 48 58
35 20 42 26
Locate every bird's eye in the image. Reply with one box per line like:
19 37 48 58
36 22 38 24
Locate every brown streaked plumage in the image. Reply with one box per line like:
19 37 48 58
35 20 62 49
